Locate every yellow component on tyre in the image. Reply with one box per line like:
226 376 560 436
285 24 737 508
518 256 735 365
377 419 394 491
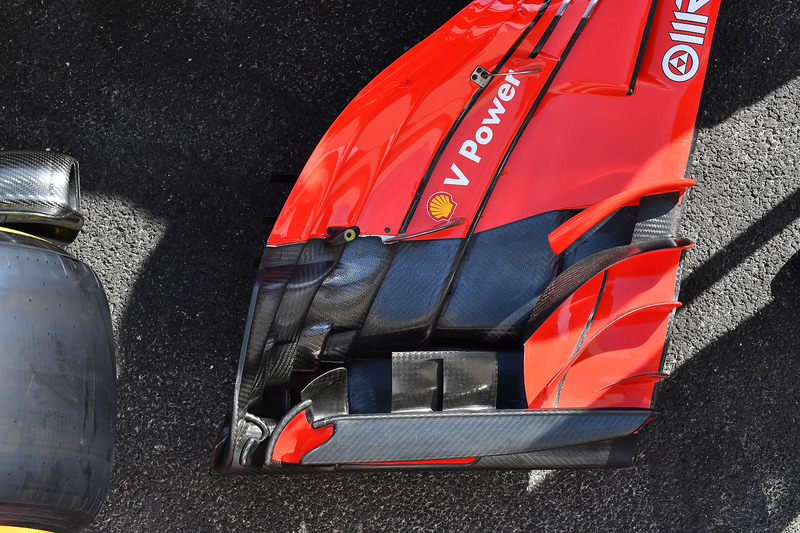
0 527 55 533
0 225 54 245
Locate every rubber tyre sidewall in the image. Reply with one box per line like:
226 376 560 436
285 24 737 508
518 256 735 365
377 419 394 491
0 232 115 533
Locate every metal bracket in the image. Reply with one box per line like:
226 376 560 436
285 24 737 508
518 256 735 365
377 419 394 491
470 65 545 88
234 414 276 468
470 66 492 87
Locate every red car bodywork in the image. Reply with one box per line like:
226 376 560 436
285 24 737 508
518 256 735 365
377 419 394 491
271 0 715 246
213 0 721 472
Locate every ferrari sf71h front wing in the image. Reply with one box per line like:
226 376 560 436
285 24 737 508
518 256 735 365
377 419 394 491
212 0 721 473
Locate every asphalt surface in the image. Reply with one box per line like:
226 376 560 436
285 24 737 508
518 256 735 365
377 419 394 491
2 1 800 532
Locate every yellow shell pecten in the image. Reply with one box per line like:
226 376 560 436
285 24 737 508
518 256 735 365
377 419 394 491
427 192 457 221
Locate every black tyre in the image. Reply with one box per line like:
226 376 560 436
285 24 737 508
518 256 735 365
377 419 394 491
0 230 115 533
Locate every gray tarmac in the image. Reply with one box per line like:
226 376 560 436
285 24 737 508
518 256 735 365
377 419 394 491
2 1 800 532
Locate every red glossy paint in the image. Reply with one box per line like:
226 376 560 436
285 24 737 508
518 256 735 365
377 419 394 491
354 458 477 466
548 178 695 254
524 273 606 408
553 302 680 408
477 0 720 232
268 0 720 246
270 1 553 244
403 1 583 240
524 244 691 409
270 410 334 464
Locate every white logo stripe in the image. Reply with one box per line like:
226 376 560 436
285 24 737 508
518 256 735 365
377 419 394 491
671 21 707 35
674 11 709 24
668 32 705 45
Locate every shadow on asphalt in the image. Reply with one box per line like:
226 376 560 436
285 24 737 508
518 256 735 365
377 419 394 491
524 244 800 531
698 2 800 129
529 1 800 529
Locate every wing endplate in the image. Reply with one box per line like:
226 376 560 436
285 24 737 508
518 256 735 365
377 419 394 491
524 239 691 409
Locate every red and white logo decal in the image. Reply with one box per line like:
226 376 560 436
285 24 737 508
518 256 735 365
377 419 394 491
444 71 522 188
662 0 710 83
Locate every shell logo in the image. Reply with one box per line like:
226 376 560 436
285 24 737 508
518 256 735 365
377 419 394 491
427 192 457 222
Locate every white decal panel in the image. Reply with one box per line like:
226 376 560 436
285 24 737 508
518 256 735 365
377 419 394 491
662 0 710 82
